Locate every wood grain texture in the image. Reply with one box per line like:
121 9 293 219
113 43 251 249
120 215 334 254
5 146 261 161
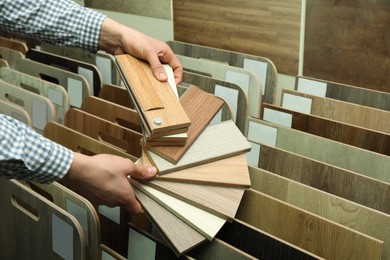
148 86 224 163
64 108 142 157
303 1 390 92
0 67 70 124
81 96 142 133
295 76 390 112
29 181 101 260
255 143 390 216
26 49 103 96
0 46 24 68
0 79 56 134
0 36 28 54
85 0 172 20
0 99 32 126
262 103 390 156
217 219 323 260
249 166 390 260
247 118 390 184
181 71 249 133
99 84 134 109
173 0 301 75
146 120 251 174
167 40 278 105
282 89 390 134
116 54 191 135
177 54 262 118
236 189 383 260
132 187 206 256
0 179 86 260
131 180 226 240
15 58 91 108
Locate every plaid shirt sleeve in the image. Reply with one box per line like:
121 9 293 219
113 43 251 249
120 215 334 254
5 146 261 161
0 115 74 183
0 0 106 51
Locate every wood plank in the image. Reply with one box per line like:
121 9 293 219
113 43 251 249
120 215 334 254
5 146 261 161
0 179 86 260
0 67 70 124
295 76 390 112
247 118 390 184
116 54 191 136
99 84 134 109
148 86 224 163
15 58 91 108
64 108 142 157
0 99 32 126
236 189 383 259
146 120 251 174
26 48 103 96
131 180 226 240
282 89 390 134
168 40 277 104
177 54 262 118
0 79 56 134
132 186 206 256
249 166 390 260
0 36 28 54
173 0 301 75
0 46 24 68
262 103 390 156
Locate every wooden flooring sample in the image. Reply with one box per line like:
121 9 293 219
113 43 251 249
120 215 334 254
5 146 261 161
263 103 390 156
0 46 24 68
99 84 134 109
0 58 8 67
64 108 142 157
295 76 390 112
0 99 32 126
0 36 28 54
131 180 226 240
116 54 190 135
147 120 251 174
254 143 390 216
148 86 224 163
236 189 383 260
249 166 390 260
282 89 390 134
132 187 206 256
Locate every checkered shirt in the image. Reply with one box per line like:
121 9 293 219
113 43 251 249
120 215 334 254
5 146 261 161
0 115 74 183
0 0 106 51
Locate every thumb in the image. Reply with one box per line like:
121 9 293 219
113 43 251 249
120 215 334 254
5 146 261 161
148 55 168 82
129 163 158 180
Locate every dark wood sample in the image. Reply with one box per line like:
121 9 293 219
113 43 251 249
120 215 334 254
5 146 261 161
99 84 135 109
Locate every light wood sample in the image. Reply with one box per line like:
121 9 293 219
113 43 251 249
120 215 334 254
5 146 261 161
282 89 390 134
147 120 251 174
295 75 390 112
167 40 278 105
0 58 9 67
236 189 383 259
0 46 24 68
0 99 32 126
116 54 191 135
249 166 390 260
64 108 142 157
0 179 85 260
262 103 390 156
0 36 28 54
148 86 224 163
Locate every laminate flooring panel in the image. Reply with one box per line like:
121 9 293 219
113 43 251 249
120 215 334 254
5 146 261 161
262 103 390 156
247 118 390 184
0 46 24 68
0 36 28 54
146 120 251 174
295 76 390 111
176 54 262 118
249 166 390 259
251 143 390 215
0 179 86 260
99 84 134 109
0 67 70 124
282 89 390 134
236 189 383 260
148 86 224 163
167 40 277 105
0 99 32 126
64 108 142 157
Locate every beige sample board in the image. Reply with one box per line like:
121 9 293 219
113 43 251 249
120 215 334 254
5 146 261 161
249 166 390 259
0 46 24 68
0 79 56 134
0 99 32 126
281 89 390 134
246 118 390 184
0 36 28 54
0 67 70 124
236 189 383 259
177 54 262 118
295 76 390 112
0 58 9 67
146 120 251 174
168 40 277 105
0 179 86 260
